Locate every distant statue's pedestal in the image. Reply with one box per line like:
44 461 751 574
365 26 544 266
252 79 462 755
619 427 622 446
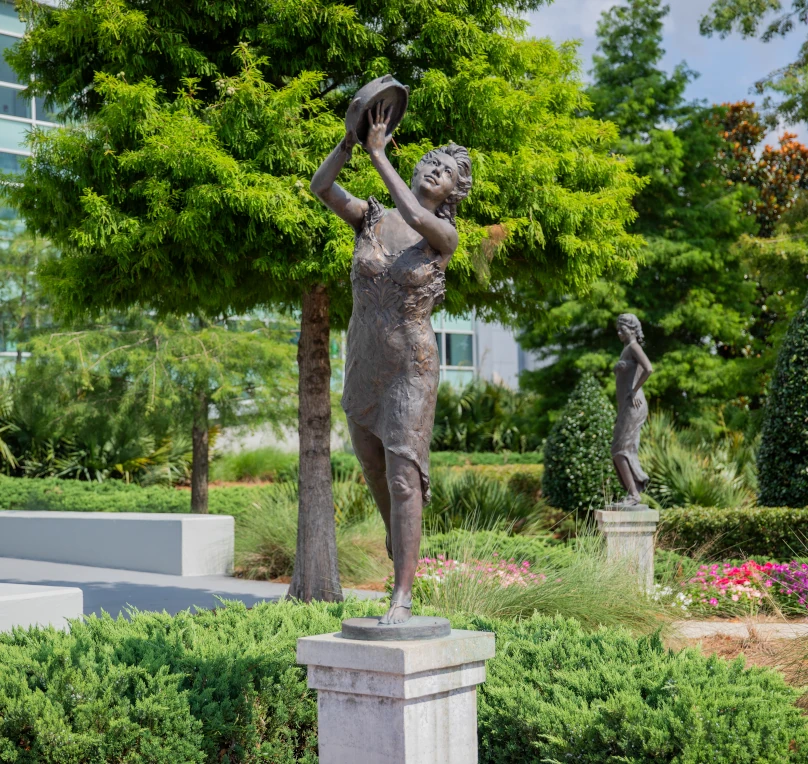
595 504 659 593
297 622 495 764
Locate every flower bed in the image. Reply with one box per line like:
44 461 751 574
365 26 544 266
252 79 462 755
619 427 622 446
671 560 808 617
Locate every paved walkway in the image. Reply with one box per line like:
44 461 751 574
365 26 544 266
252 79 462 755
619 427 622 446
0 557 383 618
672 620 808 640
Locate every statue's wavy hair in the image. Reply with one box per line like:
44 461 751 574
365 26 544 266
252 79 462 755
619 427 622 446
411 143 472 227
617 313 645 345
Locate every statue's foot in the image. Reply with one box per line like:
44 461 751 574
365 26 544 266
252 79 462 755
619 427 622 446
385 531 393 561
621 493 641 506
379 598 412 625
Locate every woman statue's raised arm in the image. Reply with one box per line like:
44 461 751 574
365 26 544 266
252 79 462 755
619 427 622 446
310 131 368 232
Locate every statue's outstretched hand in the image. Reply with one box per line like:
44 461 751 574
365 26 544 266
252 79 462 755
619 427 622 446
365 101 393 153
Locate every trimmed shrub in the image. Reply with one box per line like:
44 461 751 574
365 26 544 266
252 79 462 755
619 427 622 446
758 292 808 506
0 474 267 517
476 615 807 763
430 451 543 467
0 601 805 763
659 505 808 560
542 373 617 512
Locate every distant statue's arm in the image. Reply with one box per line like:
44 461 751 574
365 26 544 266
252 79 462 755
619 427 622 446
628 341 653 408
310 133 368 231
365 106 458 256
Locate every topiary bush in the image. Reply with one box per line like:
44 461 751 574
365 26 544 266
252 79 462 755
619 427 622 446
542 373 617 512
758 292 808 507
0 601 805 763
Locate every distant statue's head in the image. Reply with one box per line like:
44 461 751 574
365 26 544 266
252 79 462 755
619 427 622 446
616 313 644 345
411 143 472 227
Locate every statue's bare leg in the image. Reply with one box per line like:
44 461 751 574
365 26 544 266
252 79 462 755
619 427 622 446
347 419 393 558
613 455 641 505
380 451 422 625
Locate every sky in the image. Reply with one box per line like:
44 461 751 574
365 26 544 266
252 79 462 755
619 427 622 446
527 0 808 144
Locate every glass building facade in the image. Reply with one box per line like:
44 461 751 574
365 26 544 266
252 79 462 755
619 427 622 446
0 1 57 174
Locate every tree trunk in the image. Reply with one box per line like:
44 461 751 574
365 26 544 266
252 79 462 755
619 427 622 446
289 285 342 602
191 389 209 514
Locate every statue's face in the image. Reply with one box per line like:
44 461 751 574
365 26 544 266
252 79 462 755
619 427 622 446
413 152 459 204
617 324 632 343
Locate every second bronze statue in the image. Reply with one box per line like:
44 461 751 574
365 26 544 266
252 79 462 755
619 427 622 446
311 76 472 626
612 313 653 505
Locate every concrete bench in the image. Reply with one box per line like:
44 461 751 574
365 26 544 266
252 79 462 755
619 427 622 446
0 511 234 576
0 583 83 632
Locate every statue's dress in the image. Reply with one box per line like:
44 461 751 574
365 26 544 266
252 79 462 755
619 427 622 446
612 347 650 493
341 197 445 504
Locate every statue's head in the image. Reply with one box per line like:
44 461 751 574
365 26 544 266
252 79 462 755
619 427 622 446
411 143 472 226
616 313 644 345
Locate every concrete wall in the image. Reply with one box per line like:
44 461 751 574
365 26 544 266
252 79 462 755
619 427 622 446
0 584 83 632
0 512 234 576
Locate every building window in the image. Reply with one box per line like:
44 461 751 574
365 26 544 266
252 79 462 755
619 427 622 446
433 313 475 387
0 151 23 173
0 34 19 86
0 85 29 118
0 3 60 175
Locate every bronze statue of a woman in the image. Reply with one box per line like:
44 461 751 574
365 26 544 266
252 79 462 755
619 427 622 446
612 313 653 505
311 88 471 626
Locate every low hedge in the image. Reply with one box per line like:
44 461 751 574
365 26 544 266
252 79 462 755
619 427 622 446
659 505 808 560
0 600 804 763
430 451 543 466
0 475 267 517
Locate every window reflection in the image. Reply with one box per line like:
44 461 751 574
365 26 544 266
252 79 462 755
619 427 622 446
446 333 473 367
0 35 18 84
0 152 22 173
0 86 28 118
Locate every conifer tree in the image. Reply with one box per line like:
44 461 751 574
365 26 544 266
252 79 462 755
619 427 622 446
5 0 643 600
542 373 616 513
757 291 808 507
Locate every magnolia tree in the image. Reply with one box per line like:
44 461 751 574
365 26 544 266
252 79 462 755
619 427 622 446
6 0 643 601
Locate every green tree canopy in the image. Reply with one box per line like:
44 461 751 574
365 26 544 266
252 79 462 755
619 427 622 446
5 0 644 600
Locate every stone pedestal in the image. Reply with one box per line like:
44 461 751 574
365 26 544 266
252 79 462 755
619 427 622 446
297 629 495 764
595 505 659 593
